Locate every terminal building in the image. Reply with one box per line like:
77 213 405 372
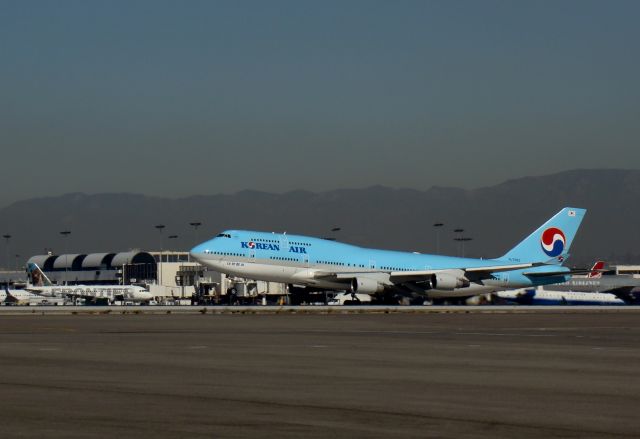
615 265 640 276
26 251 158 285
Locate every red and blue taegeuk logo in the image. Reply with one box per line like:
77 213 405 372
540 227 566 257
247 241 256 249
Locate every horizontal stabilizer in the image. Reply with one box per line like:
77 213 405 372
523 268 594 277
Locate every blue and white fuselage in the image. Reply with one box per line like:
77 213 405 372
190 208 587 299
496 288 625 305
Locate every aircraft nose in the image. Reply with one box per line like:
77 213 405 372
189 243 207 262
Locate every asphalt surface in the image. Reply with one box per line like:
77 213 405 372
1 312 639 438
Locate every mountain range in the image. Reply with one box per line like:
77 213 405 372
1 169 639 269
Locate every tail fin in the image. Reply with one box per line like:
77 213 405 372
587 261 605 279
3 287 17 303
27 262 53 286
501 207 586 265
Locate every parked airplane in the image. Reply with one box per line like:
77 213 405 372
191 207 587 301
543 261 640 304
495 288 625 305
26 263 153 303
1 287 45 305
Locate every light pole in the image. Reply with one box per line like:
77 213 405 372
433 223 443 253
168 235 178 253
2 234 11 271
453 228 464 257
455 237 473 257
60 231 71 285
155 225 165 286
189 222 202 251
322 227 341 241
168 234 181 295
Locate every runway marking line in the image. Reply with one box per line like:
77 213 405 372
455 332 557 337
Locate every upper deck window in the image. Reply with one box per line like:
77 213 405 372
216 233 232 238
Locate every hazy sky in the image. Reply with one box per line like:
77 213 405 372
1 0 639 207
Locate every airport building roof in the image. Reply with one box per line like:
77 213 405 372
81 253 116 269
52 254 87 270
111 251 156 267
26 255 57 271
27 251 156 271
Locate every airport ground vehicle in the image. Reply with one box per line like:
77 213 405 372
328 292 372 305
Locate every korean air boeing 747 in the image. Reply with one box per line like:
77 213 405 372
190 207 586 300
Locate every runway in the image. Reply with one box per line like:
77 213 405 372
2 304 640 315
1 312 639 438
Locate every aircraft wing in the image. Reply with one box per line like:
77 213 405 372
312 271 378 280
311 262 538 283
388 263 537 282
23 286 45 294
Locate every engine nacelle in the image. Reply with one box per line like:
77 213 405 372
351 277 384 294
430 270 470 290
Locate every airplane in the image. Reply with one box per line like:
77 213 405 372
541 260 640 304
493 287 625 306
1 287 46 305
25 262 153 303
190 207 589 301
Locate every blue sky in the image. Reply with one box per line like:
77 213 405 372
1 0 638 206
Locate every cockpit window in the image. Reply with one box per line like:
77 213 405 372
216 233 232 238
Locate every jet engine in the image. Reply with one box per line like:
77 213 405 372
430 270 470 290
351 277 384 294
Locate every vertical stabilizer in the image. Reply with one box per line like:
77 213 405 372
501 207 586 265
27 262 53 286
587 261 605 279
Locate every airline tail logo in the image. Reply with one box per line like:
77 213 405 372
588 261 605 279
540 227 566 257
27 263 44 286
